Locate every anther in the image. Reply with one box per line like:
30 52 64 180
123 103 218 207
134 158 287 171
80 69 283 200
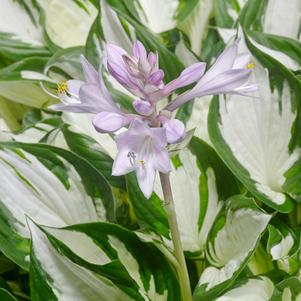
127 152 136 166
57 82 68 94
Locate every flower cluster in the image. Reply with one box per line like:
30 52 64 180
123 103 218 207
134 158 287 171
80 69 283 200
51 41 255 197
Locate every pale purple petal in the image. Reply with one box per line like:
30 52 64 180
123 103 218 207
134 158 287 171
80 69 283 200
151 149 171 174
93 112 129 133
50 103 93 113
79 84 121 114
112 147 135 176
115 121 149 153
132 40 147 61
233 53 251 69
80 55 98 84
136 163 156 198
106 44 127 65
107 61 133 87
133 99 154 116
150 127 168 149
163 62 206 95
164 119 185 143
189 69 252 97
50 94 92 113
67 80 84 96
232 82 258 95
197 43 238 85
98 59 115 103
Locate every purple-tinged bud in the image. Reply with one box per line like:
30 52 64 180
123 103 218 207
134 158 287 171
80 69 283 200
133 99 154 116
164 119 185 143
163 62 206 96
122 55 140 77
148 70 164 85
148 52 158 69
132 40 147 60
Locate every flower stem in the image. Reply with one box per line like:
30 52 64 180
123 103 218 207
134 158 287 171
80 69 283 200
159 172 193 301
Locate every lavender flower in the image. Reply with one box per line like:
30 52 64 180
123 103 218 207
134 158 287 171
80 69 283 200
165 43 256 111
51 40 255 198
112 120 171 198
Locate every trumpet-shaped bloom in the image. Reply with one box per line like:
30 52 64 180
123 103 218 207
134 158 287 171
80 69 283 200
51 56 139 133
165 43 256 111
112 120 171 198
51 56 121 114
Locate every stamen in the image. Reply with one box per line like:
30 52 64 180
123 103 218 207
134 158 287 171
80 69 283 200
57 81 68 94
246 63 255 69
127 151 136 166
139 160 146 166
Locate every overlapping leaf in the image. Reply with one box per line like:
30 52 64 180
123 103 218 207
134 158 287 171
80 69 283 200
193 196 271 300
29 221 180 301
0 141 114 269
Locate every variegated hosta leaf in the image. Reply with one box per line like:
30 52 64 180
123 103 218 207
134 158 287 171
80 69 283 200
274 277 301 301
134 0 179 33
0 0 42 45
0 142 114 269
208 64 300 213
36 0 97 49
214 0 248 28
0 96 28 131
239 0 300 69
127 173 169 238
177 0 213 55
214 275 301 301
29 221 180 301
100 0 132 51
0 0 50 62
175 38 198 66
267 221 297 261
153 138 239 257
193 196 271 300
266 220 300 275
0 57 56 108
5 111 117 165
44 47 85 83
263 0 301 40
167 147 220 256
85 0 133 73
185 96 212 145
215 276 275 301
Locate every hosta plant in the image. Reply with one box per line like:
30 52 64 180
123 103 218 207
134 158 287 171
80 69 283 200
0 0 300 301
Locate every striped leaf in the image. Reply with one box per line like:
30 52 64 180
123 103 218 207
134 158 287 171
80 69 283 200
193 196 271 300
0 141 114 269
0 0 48 62
29 220 180 301
208 60 301 212
216 276 275 301
36 0 97 50
153 138 239 256
0 57 56 108
213 275 301 301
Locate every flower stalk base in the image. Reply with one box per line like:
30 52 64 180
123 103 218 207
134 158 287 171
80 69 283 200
159 172 193 301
